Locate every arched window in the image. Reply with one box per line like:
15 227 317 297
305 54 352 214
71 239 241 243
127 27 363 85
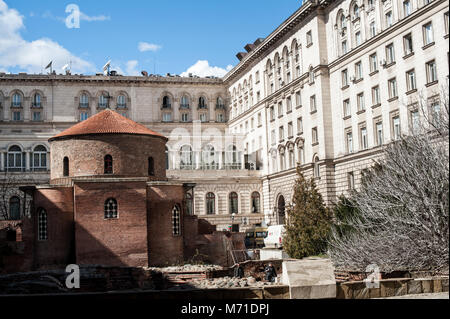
180 145 193 169
63 157 69 177
185 193 193 215
98 94 109 108
289 146 295 169
148 157 155 176
32 93 41 107
251 192 261 213
226 145 240 169
38 208 48 240
206 192 215 215
80 93 89 108
198 96 207 109
229 192 238 214
180 95 190 109
216 97 224 109
7 145 23 172
172 205 181 236
9 196 20 220
12 93 21 107
339 13 347 29
117 95 127 108
353 5 360 19
202 145 216 169
104 198 118 219
104 155 113 174
314 156 320 178
277 195 286 225
33 145 47 171
162 96 171 109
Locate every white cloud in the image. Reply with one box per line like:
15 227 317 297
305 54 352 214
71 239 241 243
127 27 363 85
138 42 162 52
180 60 233 78
125 60 140 76
0 0 95 74
80 12 110 22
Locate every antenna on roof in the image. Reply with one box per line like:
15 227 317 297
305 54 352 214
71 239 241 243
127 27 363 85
103 60 111 76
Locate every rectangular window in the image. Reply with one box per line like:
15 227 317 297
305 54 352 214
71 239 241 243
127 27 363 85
286 97 292 112
370 22 376 38
278 102 283 117
357 93 365 111
430 100 441 128
406 69 416 91
342 40 348 54
343 99 351 117
310 95 317 113
445 12 449 35
355 31 361 46
288 122 293 138
13 111 21 121
256 91 260 102
181 113 189 122
270 106 275 121
255 71 260 83
360 126 368 150
200 113 207 123
372 86 381 105
279 126 284 141
80 112 89 121
287 72 291 83
306 31 313 46
403 0 411 17
342 69 349 87
410 109 420 133
32 111 41 121
423 22 434 45
403 33 413 55
271 130 276 145
386 43 395 64
312 127 318 144
217 113 224 123
355 61 363 80
388 78 398 99
369 53 378 72
346 131 353 153
295 91 302 107
426 60 438 83
376 121 383 146
386 11 393 28
297 117 303 134
258 113 262 126
392 115 401 140
163 113 172 122
348 172 355 190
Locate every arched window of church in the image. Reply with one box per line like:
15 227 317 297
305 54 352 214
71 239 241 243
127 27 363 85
229 192 238 214
172 205 181 236
251 192 261 213
104 198 118 219
148 157 155 176
63 157 69 177
206 192 215 215
104 155 113 174
38 208 48 241
9 196 20 220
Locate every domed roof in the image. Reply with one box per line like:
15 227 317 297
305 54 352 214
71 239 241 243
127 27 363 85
49 109 166 141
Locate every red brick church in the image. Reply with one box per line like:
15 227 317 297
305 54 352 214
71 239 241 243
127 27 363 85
3 110 242 272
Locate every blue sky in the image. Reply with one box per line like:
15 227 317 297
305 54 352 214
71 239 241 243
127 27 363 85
0 0 303 77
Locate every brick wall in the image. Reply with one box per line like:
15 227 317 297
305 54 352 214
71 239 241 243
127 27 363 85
74 181 148 267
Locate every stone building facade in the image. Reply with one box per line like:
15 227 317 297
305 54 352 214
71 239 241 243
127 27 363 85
0 0 449 232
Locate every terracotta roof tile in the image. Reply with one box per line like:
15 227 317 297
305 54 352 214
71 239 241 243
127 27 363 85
49 109 166 141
